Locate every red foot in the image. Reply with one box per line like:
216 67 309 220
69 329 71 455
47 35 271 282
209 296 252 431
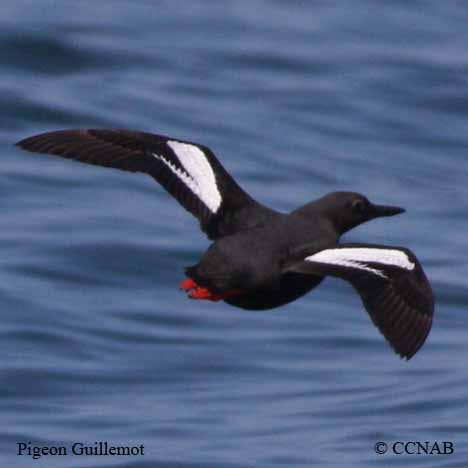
189 287 222 301
180 278 197 291
179 278 244 302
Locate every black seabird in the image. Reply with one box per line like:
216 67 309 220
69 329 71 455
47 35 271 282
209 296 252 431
16 129 434 359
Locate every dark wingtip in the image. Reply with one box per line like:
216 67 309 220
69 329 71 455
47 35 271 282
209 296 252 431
15 137 28 149
15 132 55 153
389 311 432 361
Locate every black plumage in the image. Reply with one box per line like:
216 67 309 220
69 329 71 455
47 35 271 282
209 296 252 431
16 129 434 359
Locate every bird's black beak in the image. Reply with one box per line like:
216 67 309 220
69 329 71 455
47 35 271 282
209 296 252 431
371 204 405 218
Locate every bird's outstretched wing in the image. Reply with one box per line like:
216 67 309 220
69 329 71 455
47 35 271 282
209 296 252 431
16 129 273 239
285 243 434 360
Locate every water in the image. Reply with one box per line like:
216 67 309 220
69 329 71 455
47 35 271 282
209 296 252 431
1 1 467 466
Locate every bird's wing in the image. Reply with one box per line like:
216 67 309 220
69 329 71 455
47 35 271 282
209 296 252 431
16 129 273 239
284 243 434 360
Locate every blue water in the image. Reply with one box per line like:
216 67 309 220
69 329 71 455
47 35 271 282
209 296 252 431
1 1 468 466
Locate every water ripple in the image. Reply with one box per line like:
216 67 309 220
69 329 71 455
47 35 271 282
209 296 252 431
1 1 467 467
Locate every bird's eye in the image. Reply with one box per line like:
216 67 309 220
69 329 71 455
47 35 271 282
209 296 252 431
351 200 366 214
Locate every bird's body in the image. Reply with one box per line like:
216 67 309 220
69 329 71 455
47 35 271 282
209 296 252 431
16 129 434 359
188 209 334 309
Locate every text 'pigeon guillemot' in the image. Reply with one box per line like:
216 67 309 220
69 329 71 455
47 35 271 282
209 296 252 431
16 129 434 359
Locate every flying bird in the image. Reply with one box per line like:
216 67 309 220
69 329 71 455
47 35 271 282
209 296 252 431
16 129 434 359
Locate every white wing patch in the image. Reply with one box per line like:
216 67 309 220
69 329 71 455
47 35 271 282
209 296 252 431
306 247 415 278
153 141 222 213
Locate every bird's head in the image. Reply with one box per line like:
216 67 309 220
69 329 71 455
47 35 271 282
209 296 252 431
297 191 405 235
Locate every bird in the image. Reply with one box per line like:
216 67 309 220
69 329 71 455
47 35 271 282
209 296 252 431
16 129 434 359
